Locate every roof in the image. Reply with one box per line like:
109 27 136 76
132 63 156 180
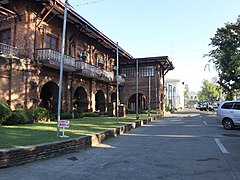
120 56 174 74
165 78 181 83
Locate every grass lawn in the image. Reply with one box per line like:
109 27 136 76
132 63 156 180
0 114 151 149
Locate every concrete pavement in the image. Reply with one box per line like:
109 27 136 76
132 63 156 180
1 109 240 180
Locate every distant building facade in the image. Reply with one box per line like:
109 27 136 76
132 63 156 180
120 57 174 112
188 91 198 101
165 78 185 110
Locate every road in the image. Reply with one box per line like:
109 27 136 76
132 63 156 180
1 109 240 180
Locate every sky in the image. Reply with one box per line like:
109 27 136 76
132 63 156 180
65 0 240 92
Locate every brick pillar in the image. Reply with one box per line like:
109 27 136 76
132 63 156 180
106 83 109 112
90 79 96 112
66 72 73 112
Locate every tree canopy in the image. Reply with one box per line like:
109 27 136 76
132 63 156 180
198 79 219 101
208 16 240 99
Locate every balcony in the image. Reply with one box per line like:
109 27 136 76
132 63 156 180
37 49 75 71
0 42 19 59
115 75 126 85
75 61 99 78
101 69 114 82
76 61 115 82
98 58 105 68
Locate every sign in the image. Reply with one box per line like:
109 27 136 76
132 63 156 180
59 120 70 138
59 120 69 128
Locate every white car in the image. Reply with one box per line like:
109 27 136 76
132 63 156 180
217 100 240 130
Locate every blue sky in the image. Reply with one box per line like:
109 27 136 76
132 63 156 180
66 0 240 92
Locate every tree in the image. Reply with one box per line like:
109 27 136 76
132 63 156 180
198 79 219 101
208 16 240 100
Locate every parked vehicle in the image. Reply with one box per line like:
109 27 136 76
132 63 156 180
196 101 207 111
197 100 218 111
217 100 240 130
199 102 208 111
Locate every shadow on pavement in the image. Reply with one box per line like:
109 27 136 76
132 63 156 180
165 109 216 118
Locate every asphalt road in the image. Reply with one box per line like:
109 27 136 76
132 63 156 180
1 109 240 180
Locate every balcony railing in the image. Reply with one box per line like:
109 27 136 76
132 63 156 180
115 75 126 84
102 69 114 81
37 49 75 68
75 61 98 76
0 42 19 58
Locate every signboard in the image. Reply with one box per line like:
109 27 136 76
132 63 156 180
59 120 70 138
59 120 69 128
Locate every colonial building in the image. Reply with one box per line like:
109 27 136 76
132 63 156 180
120 57 174 112
0 0 174 114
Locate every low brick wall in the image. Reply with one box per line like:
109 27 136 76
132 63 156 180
0 115 161 168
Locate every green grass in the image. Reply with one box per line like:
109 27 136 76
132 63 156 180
0 114 150 149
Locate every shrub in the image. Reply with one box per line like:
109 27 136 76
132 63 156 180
23 108 33 123
33 107 50 122
73 108 84 118
83 112 100 117
15 108 33 124
60 112 72 119
0 102 12 125
126 109 146 114
150 109 163 115
4 110 26 125
126 108 135 114
99 112 109 116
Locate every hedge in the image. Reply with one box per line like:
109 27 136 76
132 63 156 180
0 103 12 125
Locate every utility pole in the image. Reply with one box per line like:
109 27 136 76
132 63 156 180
116 42 119 123
136 59 139 119
148 75 151 117
57 0 68 137
155 68 158 112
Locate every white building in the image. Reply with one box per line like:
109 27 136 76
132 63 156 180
188 91 198 101
165 78 185 110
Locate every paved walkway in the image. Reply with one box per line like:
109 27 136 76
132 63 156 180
1 109 239 180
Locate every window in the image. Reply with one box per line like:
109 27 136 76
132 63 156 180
121 66 154 78
139 66 154 77
0 29 11 44
221 102 234 109
232 102 240 110
46 34 58 51
121 68 135 78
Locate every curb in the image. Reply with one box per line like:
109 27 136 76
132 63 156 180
0 115 161 168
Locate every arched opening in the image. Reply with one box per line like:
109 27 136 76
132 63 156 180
128 93 147 111
95 90 105 112
40 81 59 113
73 87 88 111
